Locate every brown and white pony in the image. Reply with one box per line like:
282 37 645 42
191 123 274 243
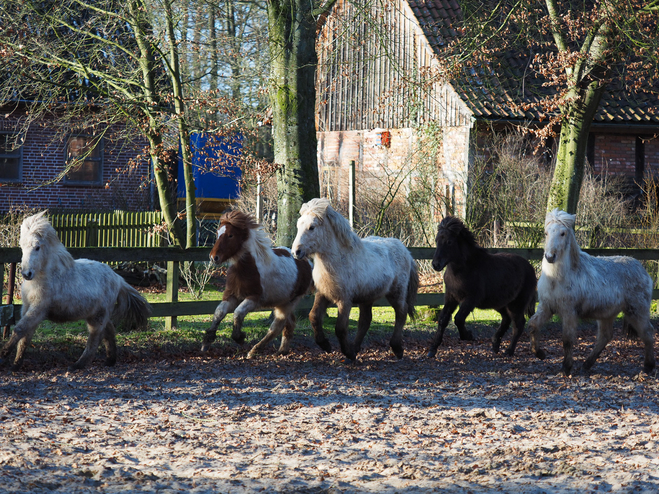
528 209 656 375
0 211 151 371
202 210 313 358
292 198 418 361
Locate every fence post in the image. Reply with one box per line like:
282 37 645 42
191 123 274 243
349 160 356 229
256 172 263 224
166 261 179 330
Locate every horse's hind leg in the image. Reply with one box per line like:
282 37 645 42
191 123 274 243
247 307 288 359
202 296 240 351
491 310 511 354
625 314 656 374
335 300 356 361
427 297 459 358
71 309 109 370
103 321 117 367
277 313 296 356
353 304 373 356
583 317 615 372
310 293 332 353
503 310 527 357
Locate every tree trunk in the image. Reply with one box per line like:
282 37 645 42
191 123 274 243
268 0 320 247
129 0 184 247
545 0 611 214
547 81 606 213
165 0 197 248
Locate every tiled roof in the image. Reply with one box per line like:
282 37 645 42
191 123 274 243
407 0 659 126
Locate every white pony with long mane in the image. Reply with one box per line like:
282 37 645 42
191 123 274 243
0 211 151 371
292 198 418 360
528 208 655 375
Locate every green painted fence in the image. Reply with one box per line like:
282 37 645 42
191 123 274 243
50 211 165 248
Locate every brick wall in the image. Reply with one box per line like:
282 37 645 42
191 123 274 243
318 126 470 217
592 135 637 175
0 118 151 212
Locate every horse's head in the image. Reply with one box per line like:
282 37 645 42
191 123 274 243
543 208 580 266
20 211 54 281
210 211 258 264
432 216 475 271
292 199 329 260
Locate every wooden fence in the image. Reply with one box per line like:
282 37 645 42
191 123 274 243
1 247 659 330
50 211 164 248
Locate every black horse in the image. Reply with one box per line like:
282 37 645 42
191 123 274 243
427 216 537 358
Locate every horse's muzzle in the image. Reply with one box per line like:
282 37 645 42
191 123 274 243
22 270 33 281
293 249 306 260
432 259 447 271
544 252 556 263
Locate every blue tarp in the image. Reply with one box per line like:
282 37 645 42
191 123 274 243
177 132 242 199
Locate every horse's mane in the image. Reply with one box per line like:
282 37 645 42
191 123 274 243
545 208 582 269
438 216 481 250
221 209 273 259
21 211 75 270
300 198 360 250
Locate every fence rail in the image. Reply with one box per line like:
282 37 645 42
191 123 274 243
2 247 659 327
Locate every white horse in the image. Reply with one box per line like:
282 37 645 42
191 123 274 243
0 211 151 371
528 209 655 376
292 198 418 360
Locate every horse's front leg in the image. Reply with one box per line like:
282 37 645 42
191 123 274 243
71 308 110 370
202 296 240 351
309 293 332 353
0 307 45 371
102 321 117 367
527 302 554 360
231 297 260 345
335 300 356 361
427 296 459 358
353 303 373 356
559 311 578 376
452 300 476 341
583 317 614 372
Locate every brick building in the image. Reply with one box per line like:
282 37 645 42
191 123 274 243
0 110 151 212
315 0 659 217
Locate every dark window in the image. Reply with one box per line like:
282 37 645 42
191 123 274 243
0 132 23 183
65 135 103 185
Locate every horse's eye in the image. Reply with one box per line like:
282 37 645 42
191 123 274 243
35 246 40 251
309 225 315 231
561 232 565 237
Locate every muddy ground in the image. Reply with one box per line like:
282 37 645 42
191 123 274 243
1 321 658 493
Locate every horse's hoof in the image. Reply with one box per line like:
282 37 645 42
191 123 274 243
317 340 332 353
534 348 547 360
104 358 117 367
232 332 246 345
461 332 475 341
504 347 516 357
276 349 291 357
246 351 257 360
391 346 404 360
426 349 437 359
491 344 500 354
67 364 84 372
200 343 211 352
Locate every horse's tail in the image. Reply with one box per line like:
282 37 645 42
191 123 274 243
623 316 639 340
526 290 537 319
114 283 152 331
406 260 419 321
